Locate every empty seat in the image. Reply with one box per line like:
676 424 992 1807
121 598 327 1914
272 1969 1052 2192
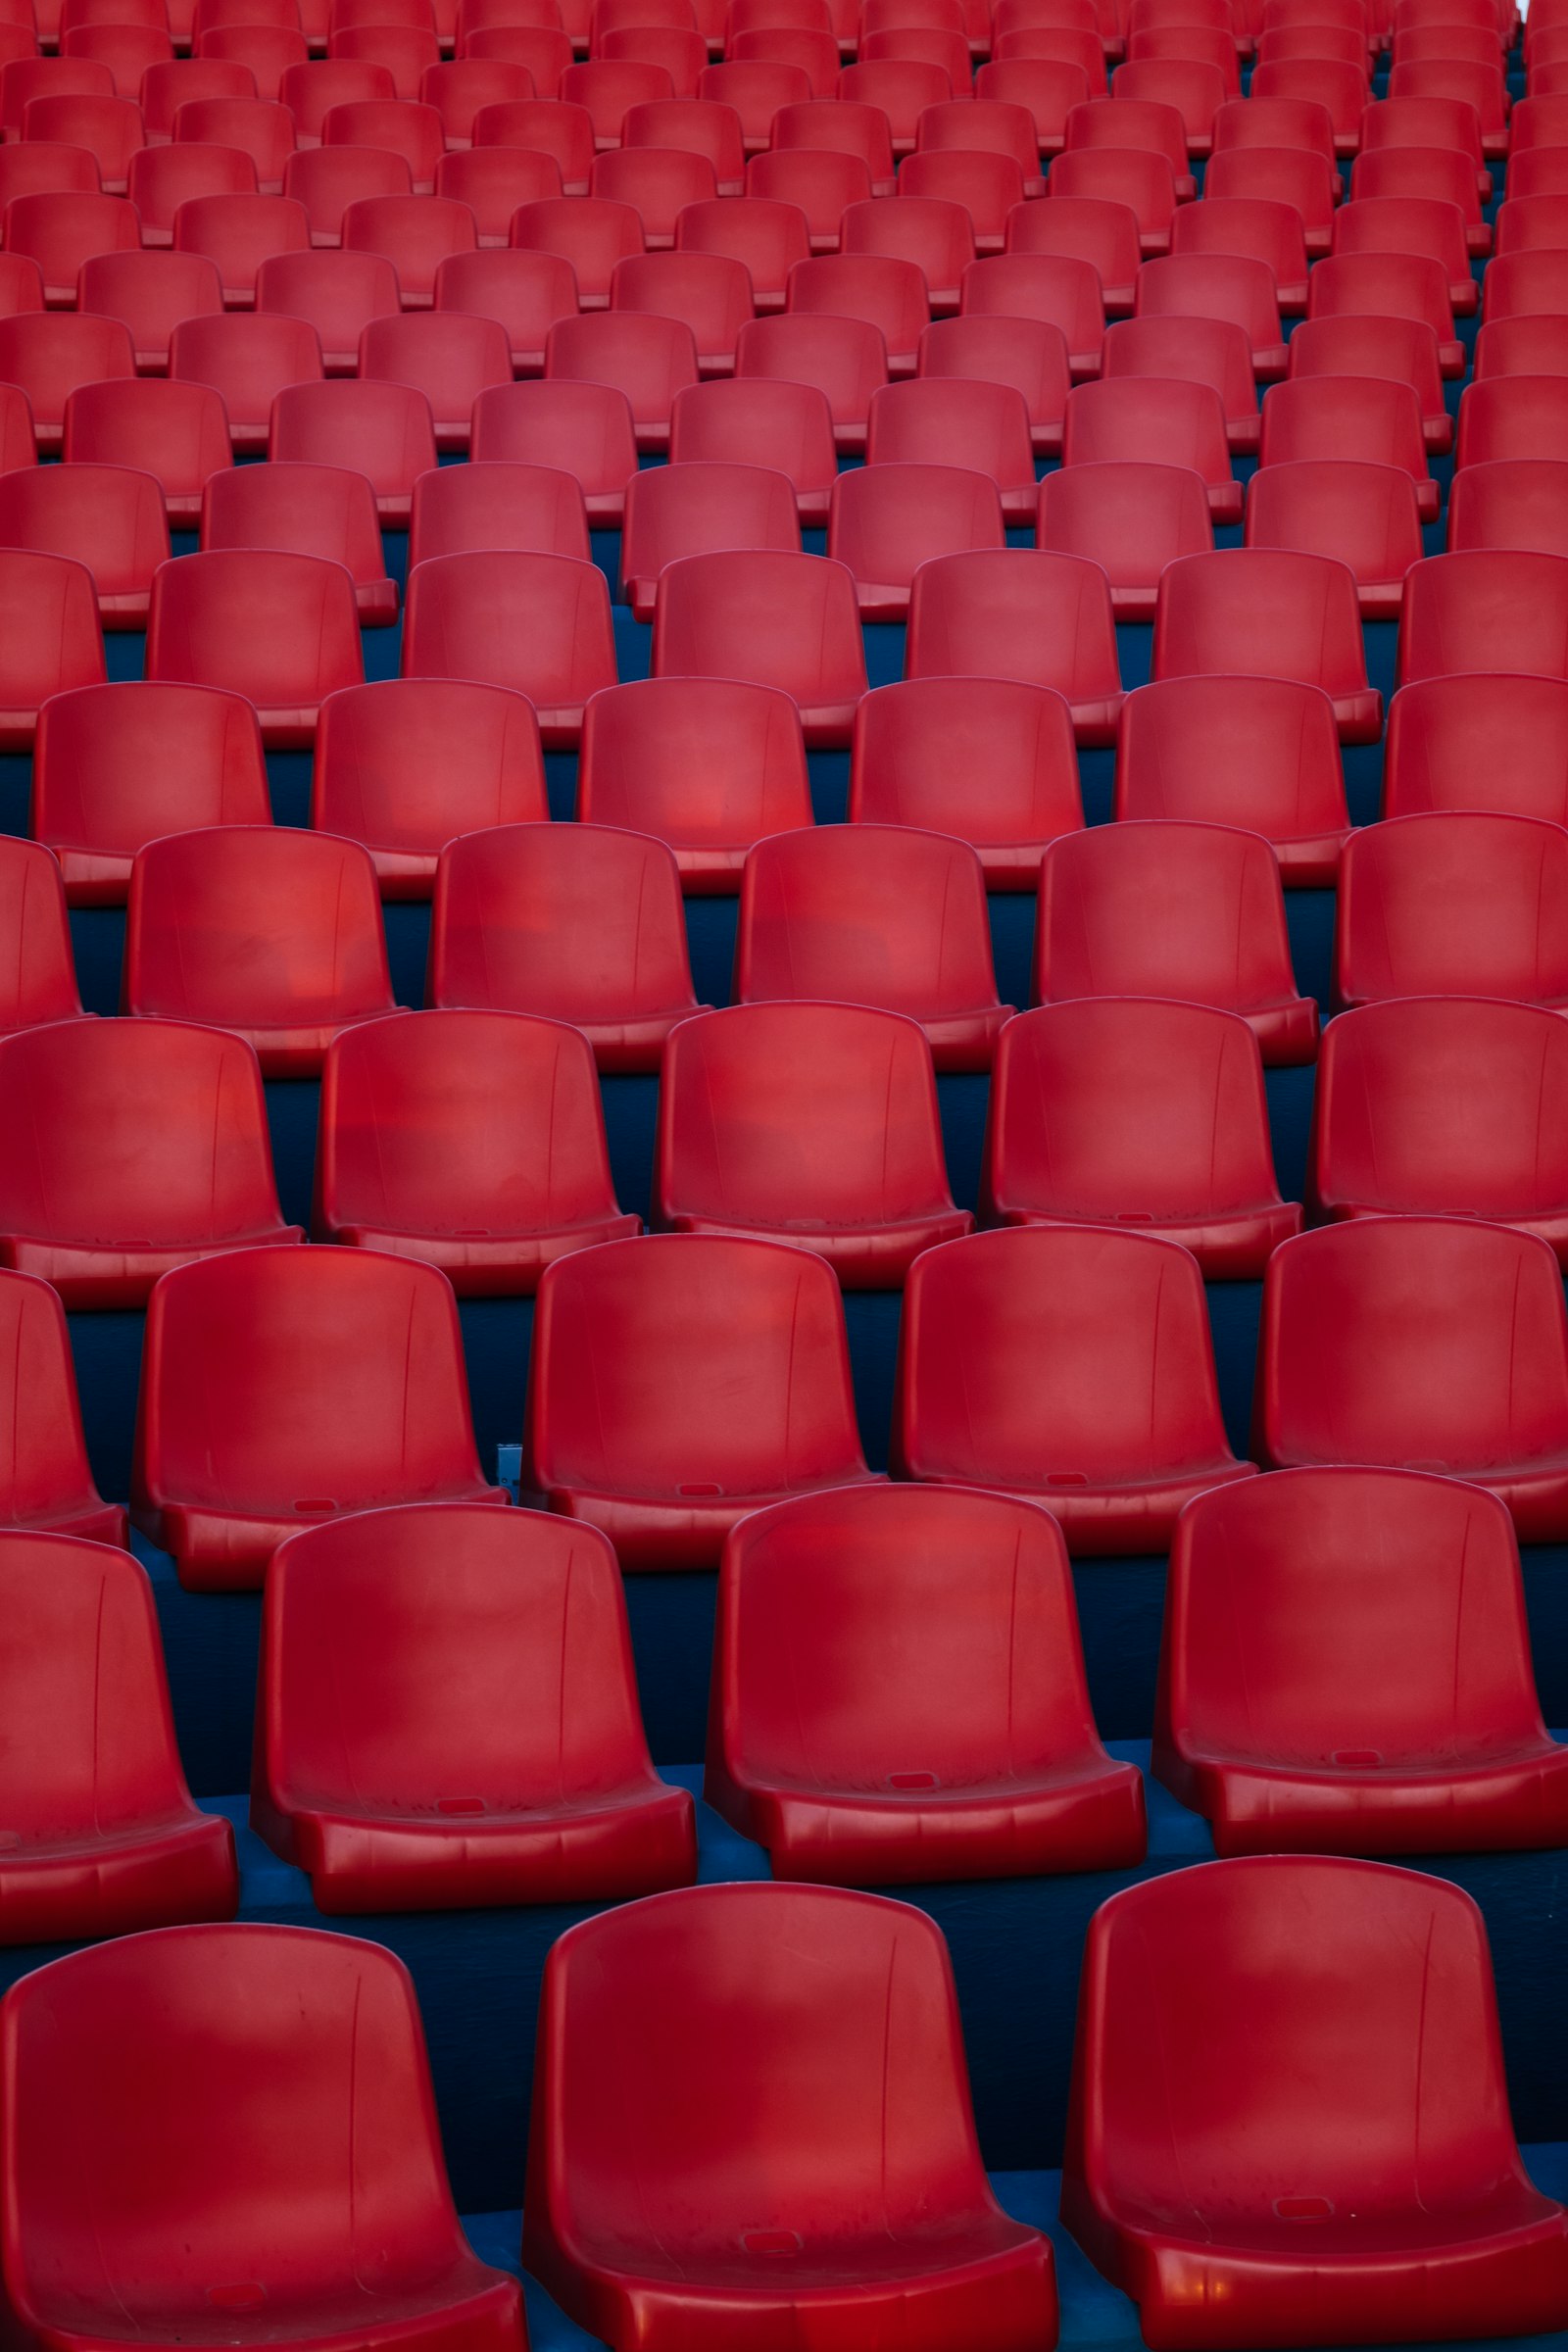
175 94 298 191
0 836 84 1036
1475 316 1568 383
862 374 1034 516
0 463 166 630
466 24 574 86
699 58 813 151
0 1267 123 1544
1133 249 1289 374
839 56 955 154
1168 191 1310 310
1307 247 1464 374
401 548 614 742
430 821 704 1069
0 1530 236 1943
1004 191 1142 316
746 144 874 247
652 547 866 744
603 25 708 94
439 145 564 241
963 246 1106 373
1333 189 1478 314
1483 251 1568 334
331 20 442 94
343 188 475 303
894 1224 1254 1551
525 1233 877 1567
1211 87 1344 166
59 377 230 525
1399 550 1568 687
1154 547 1381 739
1383 674 1568 824
422 54 536 140
523 1880 1054 2344
656 1002 969 1279
1061 1855 1568 2342
905 546 1124 743
828 459 1004 618
1051 143 1180 253
1449 461 1568 559
1362 89 1492 191
621 95 745 191
172 189 313 306
838 191 974 310
546 308 699 448
672 192 808 308
142 55 260 140
269 375 436 517
735 822 1008 1069
0 549 104 747
1037 819 1318 1062
666 374 836 517
469 377 639 518
1387 55 1507 153
135 1245 504 1586
317 1008 636 1285
733 309 888 450
4 188 139 307
1336 808 1568 1013
78 249 225 372
1101 310 1260 450
1116 672 1348 881
1037 460 1212 620
916 312 1070 456
145 548 363 743
771 95 897 193
170 312 323 454
561 57 675 146
1353 140 1491 253
201 22 312 97
618 461 799 618
408 460 587 573
0 1016 299 1306
357 306 510 448
590 145 716 248
203 460 395 623
985 998 1298 1275
849 674 1080 886
253 1499 692 1905
20 94 142 196
1256 1217 1568 1537
510 194 640 316
255 246 401 368
1061 373 1242 519
1457 375 1568 475
1247 458 1424 619
320 98 444 190
786 251 927 374
0 59 116 140
434 244 576 367
1288 308 1453 448
1204 139 1338 252
977 57 1095 155
1250 53 1369 149
611 247 758 372
473 95 596 191
0 145 103 219
577 677 808 893
1063 94 1193 197
286 141 416 242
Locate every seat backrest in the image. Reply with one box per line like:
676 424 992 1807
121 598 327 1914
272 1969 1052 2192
34 682 268 885
1115 673 1348 838
313 676 547 852
1337 809 1568 1005
578 674 810 845
1398 550 1568 685
1155 548 1369 696
736 822 998 1016
1383 674 1568 822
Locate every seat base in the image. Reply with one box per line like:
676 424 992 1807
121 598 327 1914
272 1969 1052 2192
662 1205 975 1285
908 1459 1259 1554
994 1200 1302 1279
0 1225 305 1308
537 1469 888 1569
329 1213 642 1294
134 1479 512 1591
1156 1740 1568 1857
0 1808 239 1945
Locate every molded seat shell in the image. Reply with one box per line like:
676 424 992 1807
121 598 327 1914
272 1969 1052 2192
1115 672 1349 881
848 674 1083 887
468 380 639 521
401 549 617 744
652 547 867 745
1037 459 1213 620
269 376 438 519
0 462 169 628
666 375 838 519
905 546 1124 743
1382 674 1568 823
201 461 395 625
1153 548 1382 740
0 1267 125 1544
145 548 365 745
1336 809 1568 1013
1061 371 1241 520
577 674 811 889
830 459 1005 618
733 309 889 452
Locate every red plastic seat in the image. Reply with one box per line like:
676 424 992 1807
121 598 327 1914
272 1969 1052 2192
771 95 897 193
286 142 416 241
1115 54 1233 152
604 27 709 97
4 188 138 307
1050 142 1180 252
1204 141 1338 253
1287 309 1452 449
589 145 715 246
1256 1217 1568 1537
33 679 268 908
575 674 808 892
357 304 510 447
1060 371 1240 518
142 56 260 139
407 457 588 566
0 1530 232 1940
0 1266 123 1544
1353 140 1491 256
1116 672 1348 880
524 1879 1054 2345
1388 55 1507 152
20 94 142 195
1062 1855 1568 2342
1383 673 1568 823
314 677 544 897
905 545 1122 742
1062 92 1192 196
1154 547 1380 738
170 311 323 453
1246 457 1423 617
434 242 577 366
144 548 363 746
1456 375 1568 477
173 95 297 192
894 1224 1254 1550
784 251 928 374
1100 311 1259 448
872 366 1033 498
915 311 1070 456
430 820 703 1068
525 1233 877 1566
0 382 35 477
668 193 806 310
421 53 535 138
509 190 640 305
0 549 104 747
735 822 1008 1068
172 189 313 305
1133 248 1289 374
0 462 166 628
473 95 595 190
135 1243 504 1585
1475 316 1568 383
560 56 674 144
320 97 443 190
1309 246 1464 374
468 377 638 516
616 459 796 616
255 245 401 368
1332 189 1477 315
1336 808 1568 1013
1362 89 1491 193
59 377 230 524
1212 87 1345 170
976 56 1094 154
1250 53 1369 149
731 309 887 450
269 374 435 517
280 57 400 139
401 548 613 741
200 22 312 98
331 20 442 94
342 188 475 303
437 144 564 239
203 459 393 621
655 1002 969 1277
708 1481 1144 1880
962 247 1105 373
0 1015 299 1307
1038 459 1209 617
985 997 1298 1274
1167 191 1310 311
838 56 954 152
466 24 574 87
254 1498 691 1904
1399 549 1568 687
849 674 1081 886
837 191 975 312
1448 461 1568 559
78 249 225 374
608 247 751 373
1483 250 1568 336
0 145 104 220
825 458 1001 617
745 144 872 245
620 95 745 191
0 58 116 140
900 149 1031 250
699 58 812 151
1037 818 1318 1062
1158 1465 1568 1851
652 546 865 744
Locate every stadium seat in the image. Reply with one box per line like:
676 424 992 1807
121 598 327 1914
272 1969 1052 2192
700 58 813 150
1037 819 1318 1061
0 829 74 1030
1456 375 1568 475
1332 190 1478 314
430 822 704 1067
0 1530 234 1942
421 53 535 139
916 312 1070 455
0 456 165 636
285 141 416 241
602 24 707 90
523 1879 1054 2345
734 822 1007 1068
1037 460 1212 619
746 145 875 246
1060 1855 1568 2342
173 94 297 192
610 249 749 374
1203 140 1337 252
894 1225 1254 1550
269 375 435 517
1256 1217 1568 1537
1353 141 1490 255
1475 316 1568 383
21 92 141 195
985 998 1298 1274
509 190 640 306
655 1002 969 1277
836 191 975 312
254 246 400 369
316 1008 638 1286
1310 250 1465 377
828 459 1004 617
1050 143 1180 253
977 56 1095 153
1399 550 1568 687
561 56 675 146
0 1016 299 1307
1337 808 1568 1012
0 382 34 478
1246 458 1424 619
32 680 268 908
1362 90 1492 193
358 306 509 447
672 192 808 306
1387 56 1506 154
3 188 137 307
839 56 954 153
1383 673 1568 823
1154 547 1381 738
621 95 745 192
1156 1467 1568 1853
1211 87 1344 168
1000 19 1108 85
524 1233 877 1567
171 188 312 307
1287 310 1452 450
0 549 104 746
466 24 574 85
962 247 1106 373
169 311 323 452
145 547 363 746
437 144 564 239
1250 53 1368 149
319 98 443 191
1115 672 1348 880
0 58 115 140
1061 376 1239 521
1448 461 1568 559
619 460 799 617
1166 188 1308 318
0 1268 123 1544
906 545 1122 741
771 95 897 193
472 95 595 191
575 675 808 889
732 310 887 450
1101 311 1259 450
785 251 927 373
407 458 589 566
589 144 715 246
0 144 103 220
861 373 1033 516
708 1479 1145 1883
468 378 639 517
142 56 260 140
253 1500 691 1905
58 378 229 524
665 374 836 516
401 548 613 741
199 20 311 96
76 250 223 377
1483 252 1568 338
135 1244 504 1585
331 20 442 94
849 674 1080 885
1133 249 1289 374
652 547 866 744
1062 90 1192 196
1115 57 1233 154
203 461 395 622
281 57 399 139
434 243 576 365
902 149 1029 252
342 188 475 303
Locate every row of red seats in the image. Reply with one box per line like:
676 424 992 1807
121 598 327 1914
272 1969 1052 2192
4 1855 1562 2352
5 1466 1565 1949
